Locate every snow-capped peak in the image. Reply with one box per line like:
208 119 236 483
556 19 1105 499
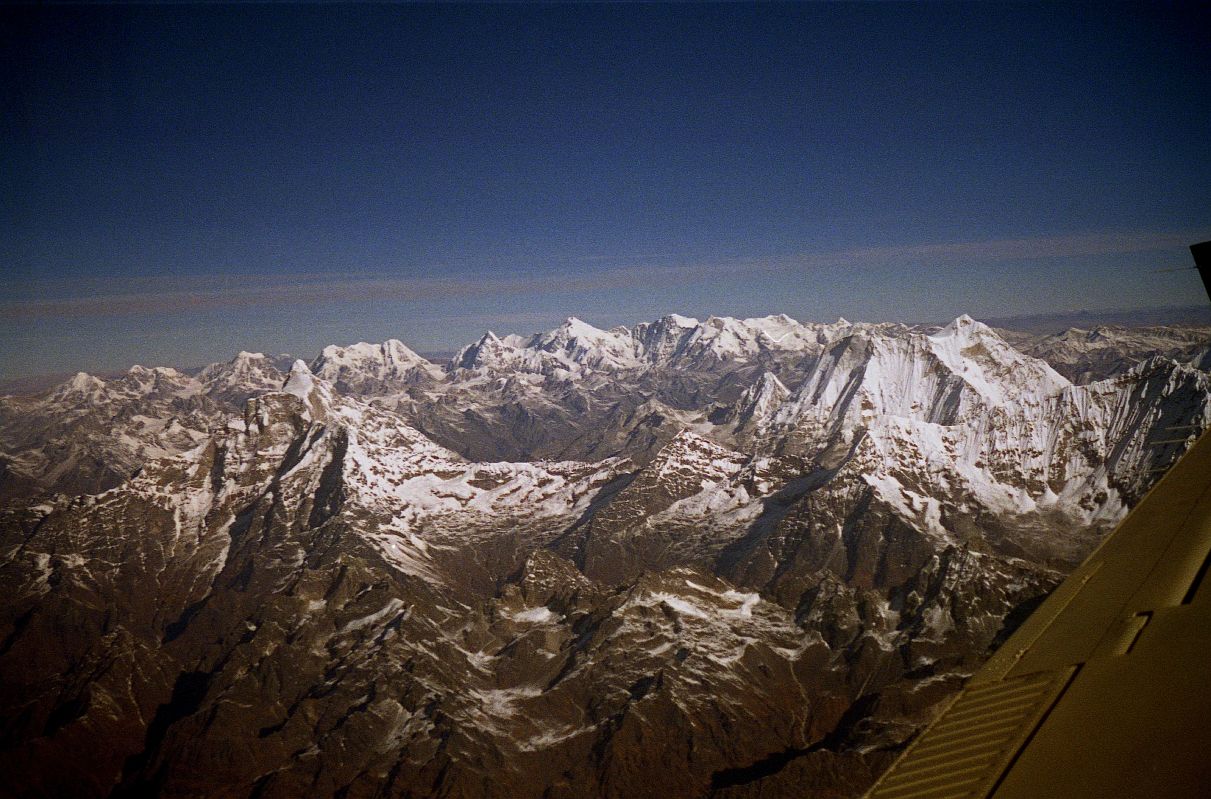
454 330 515 370
282 359 316 400
927 316 1069 405
941 313 977 333
67 371 101 389
233 350 267 362
310 339 440 392
48 371 107 404
200 350 274 378
527 317 640 371
196 350 291 403
534 317 613 347
561 315 598 334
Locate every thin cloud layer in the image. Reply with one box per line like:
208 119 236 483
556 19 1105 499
2 229 1195 321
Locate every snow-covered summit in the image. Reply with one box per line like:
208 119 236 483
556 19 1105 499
525 317 642 371
48 371 108 405
449 312 870 376
454 331 514 370
282 359 317 400
198 350 292 403
925 314 1069 406
5 312 1208 528
769 316 1075 448
310 339 441 393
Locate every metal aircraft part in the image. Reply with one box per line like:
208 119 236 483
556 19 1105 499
1192 240 1211 302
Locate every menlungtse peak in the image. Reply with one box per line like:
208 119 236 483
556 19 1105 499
233 349 267 361
38 372 109 410
946 312 977 329
533 317 610 347
452 330 512 368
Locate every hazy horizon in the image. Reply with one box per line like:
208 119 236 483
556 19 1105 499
3 302 1210 388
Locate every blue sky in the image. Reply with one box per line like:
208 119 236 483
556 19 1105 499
2 3 1209 378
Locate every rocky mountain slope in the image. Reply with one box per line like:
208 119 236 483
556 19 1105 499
0 314 1208 798
0 352 293 503
998 323 1211 383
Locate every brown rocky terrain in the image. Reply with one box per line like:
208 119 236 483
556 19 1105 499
0 314 1208 798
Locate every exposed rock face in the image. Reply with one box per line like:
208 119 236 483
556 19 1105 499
1 314 1209 798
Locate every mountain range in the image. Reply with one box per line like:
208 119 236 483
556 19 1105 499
1 314 1208 798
